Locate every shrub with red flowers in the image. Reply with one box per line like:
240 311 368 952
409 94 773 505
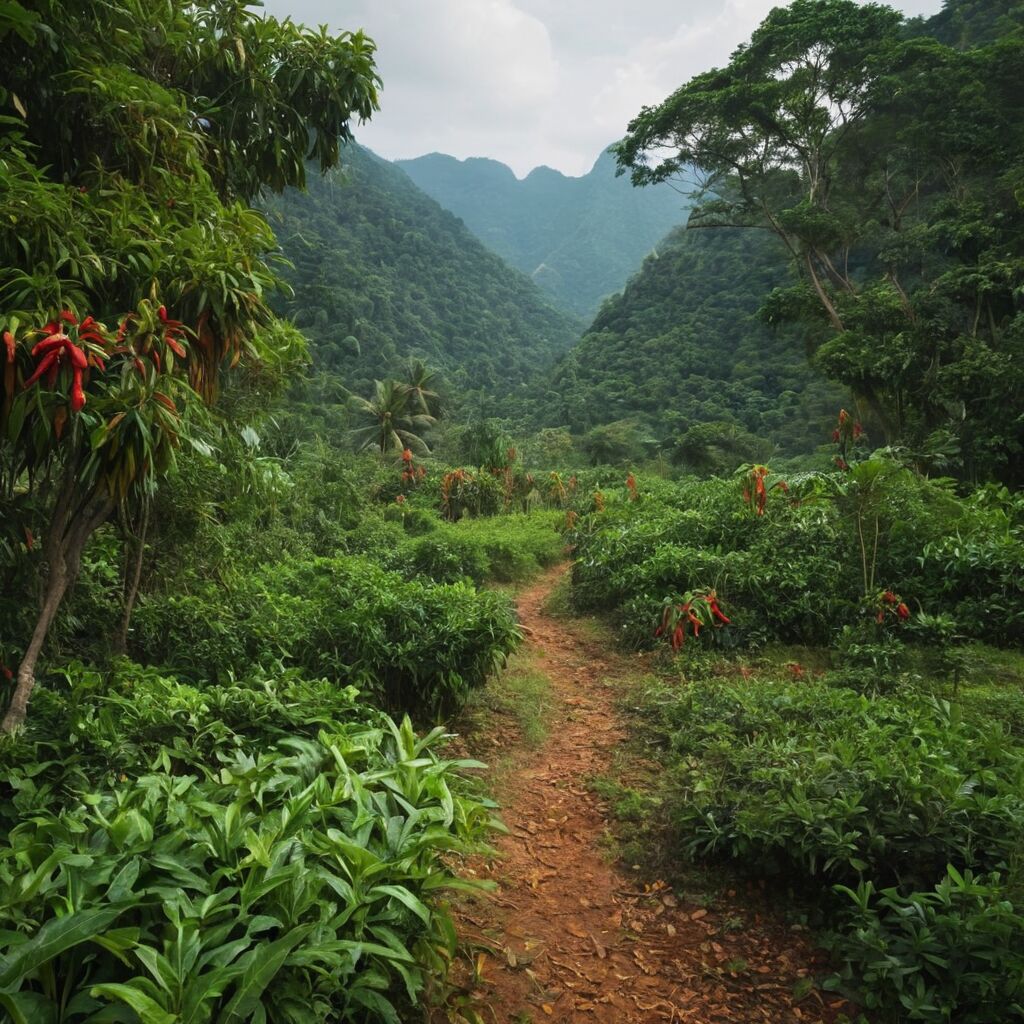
398 447 426 491
740 464 789 516
871 588 912 627
654 589 731 651
832 408 865 471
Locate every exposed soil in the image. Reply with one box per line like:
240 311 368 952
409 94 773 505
446 565 852 1024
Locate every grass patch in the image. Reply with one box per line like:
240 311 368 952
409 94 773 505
459 651 554 751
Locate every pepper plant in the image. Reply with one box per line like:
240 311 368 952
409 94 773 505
0 0 380 730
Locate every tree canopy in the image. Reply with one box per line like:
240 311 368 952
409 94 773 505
615 0 1024 484
0 0 380 729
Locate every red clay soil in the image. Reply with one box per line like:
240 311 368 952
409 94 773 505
447 565 852 1024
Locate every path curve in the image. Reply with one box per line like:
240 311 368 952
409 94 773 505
451 564 848 1024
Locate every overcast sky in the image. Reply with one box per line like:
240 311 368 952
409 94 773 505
262 0 945 178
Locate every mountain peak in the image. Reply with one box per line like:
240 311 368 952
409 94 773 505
397 145 690 319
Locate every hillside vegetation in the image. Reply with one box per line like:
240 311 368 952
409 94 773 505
265 144 582 397
542 225 842 458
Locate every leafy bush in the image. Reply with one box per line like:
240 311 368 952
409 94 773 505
637 675 1024 1021
401 533 491 584
655 680 1024 885
0 726 494 1023
829 867 1024 1022
0 666 498 1023
131 555 520 714
569 469 1024 648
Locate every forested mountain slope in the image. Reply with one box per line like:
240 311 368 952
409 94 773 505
544 227 843 454
397 148 689 319
264 144 582 397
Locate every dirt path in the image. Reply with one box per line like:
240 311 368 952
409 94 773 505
449 565 849 1024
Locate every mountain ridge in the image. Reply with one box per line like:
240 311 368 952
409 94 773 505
396 145 690 319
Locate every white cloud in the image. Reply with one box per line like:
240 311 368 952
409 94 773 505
262 0 946 177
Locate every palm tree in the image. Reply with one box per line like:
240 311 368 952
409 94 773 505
350 379 436 455
403 358 441 416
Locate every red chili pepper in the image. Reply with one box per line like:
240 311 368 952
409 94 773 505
59 310 78 326
31 333 69 358
672 624 684 650
2 331 14 364
22 350 59 388
66 343 88 370
133 356 146 376
710 600 731 624
70 369 86 412
165 335 186 358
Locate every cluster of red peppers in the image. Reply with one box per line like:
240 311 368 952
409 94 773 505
741 465 788 517
18 311 106 412
4 303 189 423
440 467 472 520
399 447 426 486
832 408 863 471
654 589 731 650
875 588 911 625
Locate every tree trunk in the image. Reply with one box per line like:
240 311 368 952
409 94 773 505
805 252 845 332
1 558 71 731
115 503 149 656
1 483 113 733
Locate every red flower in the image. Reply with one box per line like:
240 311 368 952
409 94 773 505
395 494 406 504
882 590 898 605
896 602 910 621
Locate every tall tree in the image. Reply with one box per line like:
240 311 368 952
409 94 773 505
615 0 1024 483
0 0 379 730
350 379 436 455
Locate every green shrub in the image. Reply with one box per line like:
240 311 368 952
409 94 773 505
650 679 1024 886
569 470 1024 649
403 533 490 584
0 717 495 1024
829 868 1024 1022
131 555 521 713
636 675 1024 1021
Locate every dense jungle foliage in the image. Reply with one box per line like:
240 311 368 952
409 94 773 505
543 226 844 458
1 0 1023 1021
616 0 1024 486
266 144 583 399
397 148 689 320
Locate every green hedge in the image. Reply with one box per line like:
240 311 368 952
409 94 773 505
0 666 497 1024
132 554 520 714
637 676 1024 1021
